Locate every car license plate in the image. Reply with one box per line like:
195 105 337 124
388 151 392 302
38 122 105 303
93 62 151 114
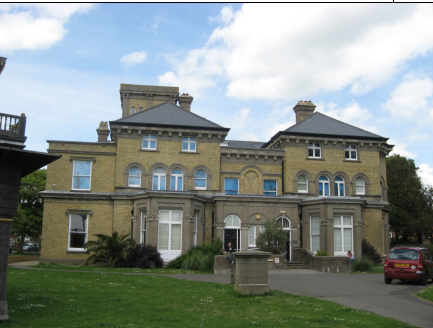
395 263 409 267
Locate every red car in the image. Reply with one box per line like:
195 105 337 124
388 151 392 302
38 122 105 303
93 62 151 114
384 246 433 285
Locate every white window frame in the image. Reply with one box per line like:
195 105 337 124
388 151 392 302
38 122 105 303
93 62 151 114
224 215 241 251
158 210 183 262
194 170 207 190
345 145 357 160
248 225 256 247
224 178 239 195
128 167 141 187
193 213 198 246
263 180 277 196
298 174 308 193
308 143 321 158
334 176 345 196
72 160 92 191
355 177 365 195
153 168 166 190
142 134 157 150
170 169 183 191
140 210 146 244
68 213 88 251
182 137 196 152
318 176 329 197
310 216 320 254
333 215 353 256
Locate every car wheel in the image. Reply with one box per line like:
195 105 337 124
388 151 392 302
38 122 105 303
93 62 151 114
420 273 427 286
385 277 393 284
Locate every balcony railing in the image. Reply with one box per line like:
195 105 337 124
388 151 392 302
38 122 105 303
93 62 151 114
0 113 26 144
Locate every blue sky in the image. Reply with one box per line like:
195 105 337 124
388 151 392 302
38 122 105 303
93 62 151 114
1 3 433 185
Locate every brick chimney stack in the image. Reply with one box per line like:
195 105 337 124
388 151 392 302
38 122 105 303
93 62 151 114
96 121 110 142
293 100 316 123
178 93 193 111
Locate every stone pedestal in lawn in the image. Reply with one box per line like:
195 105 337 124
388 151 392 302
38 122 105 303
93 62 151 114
234 250 271 295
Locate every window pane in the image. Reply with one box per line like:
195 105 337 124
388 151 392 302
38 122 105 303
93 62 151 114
312 235 320 253
70 214 87 232
182 143 188 150
190 143 196 151
160 176 166 190
150 135 156 140
153 176 158 190
170 176 176 190
150 141 156 149
340 183 344 196
130 167 140 176
298 183 307 191
74 161 91 175
324 183 329 196
171 224 181 250
308 149 313 157
282 218 290 228
73 176 90 189
249 226 255 246
196 170 206 179
195 179 206 188
344 228 352 252
158 224 169 250
334 229 342 252
345 151 349 158
154 168 165 174
159 211 170 222
319 183 323 196
334 216 341 225
225 216 233 227
311 217 320 234
351 151 356 158
298 175 307 183
172 169 182 175
70 233 86 248
129 177 140 186
315 149 320 157
225 178 238 193
343 216 352 225
177 177 183 190
171 211 182 222
264 180 276 191
142 140 149 148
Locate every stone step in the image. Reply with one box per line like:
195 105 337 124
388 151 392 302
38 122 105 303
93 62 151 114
286 261 310 269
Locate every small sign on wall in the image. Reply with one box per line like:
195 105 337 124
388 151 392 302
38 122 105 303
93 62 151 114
274 258 279 264
293 240 298 244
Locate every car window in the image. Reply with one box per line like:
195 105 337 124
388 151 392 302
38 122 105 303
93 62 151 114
388 249 419 260
24 243 32 246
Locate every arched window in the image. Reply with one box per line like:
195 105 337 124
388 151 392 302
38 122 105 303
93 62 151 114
334 176 345 196
130 107 136 115
225 215 241 228
319 176 329 196
153 168 166 190
276 216 291 229
356 177 365 195
138 107 144 112
195 169 206 189
170 169 183 191
298 174 308 193
128 167 141 187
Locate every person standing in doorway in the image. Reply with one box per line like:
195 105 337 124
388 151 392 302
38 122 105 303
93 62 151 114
227 242 235 264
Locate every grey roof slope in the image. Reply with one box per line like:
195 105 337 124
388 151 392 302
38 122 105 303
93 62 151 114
111 102 229 131
284 112 386 139
223 140 266 149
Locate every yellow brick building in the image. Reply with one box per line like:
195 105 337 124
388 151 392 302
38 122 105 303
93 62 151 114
40 85 393 264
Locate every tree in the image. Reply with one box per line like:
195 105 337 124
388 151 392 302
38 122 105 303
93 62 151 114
255 219 288 253
421 186 433 241
386 155 425 243
84 232 136 267
12 169 47 251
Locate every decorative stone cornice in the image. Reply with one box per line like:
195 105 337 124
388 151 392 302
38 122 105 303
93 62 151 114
214 223 225 230
183 215 195 224
146 214 158 222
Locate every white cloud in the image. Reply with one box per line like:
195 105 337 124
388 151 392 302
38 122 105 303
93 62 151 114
382 75 433 120
0 4 94 51
419 163 433 187
160 4 433 101
209 5 235 25
120 51 148 68
388 139 418 159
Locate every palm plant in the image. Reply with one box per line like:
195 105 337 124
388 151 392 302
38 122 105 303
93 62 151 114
84 231 136 267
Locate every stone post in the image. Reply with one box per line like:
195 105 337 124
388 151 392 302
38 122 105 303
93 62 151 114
234 250 271 295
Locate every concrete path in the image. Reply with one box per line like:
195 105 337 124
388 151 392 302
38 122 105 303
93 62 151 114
9 262 433 328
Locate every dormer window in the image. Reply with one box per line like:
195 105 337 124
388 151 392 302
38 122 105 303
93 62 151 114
308 143 321 158
182 137 196 152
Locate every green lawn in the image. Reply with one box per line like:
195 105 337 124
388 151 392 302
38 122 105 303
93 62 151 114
416 284 433 303
30 263 209 274
4 267 415 328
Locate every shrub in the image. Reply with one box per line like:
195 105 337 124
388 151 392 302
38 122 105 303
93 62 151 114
200 237 224 257
315 250 330 256
362 239 382 265
166 254 188 269
256 219 288 254
125 244 163 269
351 257 373 273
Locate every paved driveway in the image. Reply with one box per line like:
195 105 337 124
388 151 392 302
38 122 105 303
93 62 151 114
165 270 433 328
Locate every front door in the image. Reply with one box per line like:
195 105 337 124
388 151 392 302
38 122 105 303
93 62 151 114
224 229 240 251
286 231 291 261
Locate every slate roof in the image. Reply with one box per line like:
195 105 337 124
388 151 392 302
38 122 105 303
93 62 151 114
111 102 229 131
262 112 388 148
222 140 266 149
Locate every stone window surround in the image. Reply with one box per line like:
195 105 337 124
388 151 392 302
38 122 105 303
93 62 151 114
70 157 94 191
351 173 370 196
65 209 92 253
123 162 146 188
314 171 352 197
294 170 314 194
142 134 157 150
307 143 322 159
191 165 212 191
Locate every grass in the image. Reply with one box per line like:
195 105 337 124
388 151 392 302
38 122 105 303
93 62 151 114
10 252 40 256
416 284 433 303
4 267 415 328
30 263 211 274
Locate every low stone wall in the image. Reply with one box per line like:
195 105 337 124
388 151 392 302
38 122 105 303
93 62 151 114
8 256 38 263
215 253 285 274
293 248 351 273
